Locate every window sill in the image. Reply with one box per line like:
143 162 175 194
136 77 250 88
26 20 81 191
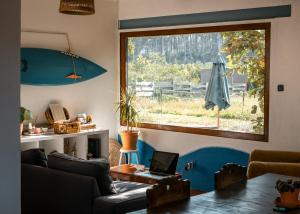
124 122 268 142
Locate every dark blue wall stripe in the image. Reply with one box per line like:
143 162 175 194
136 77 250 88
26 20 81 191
119 5 291 29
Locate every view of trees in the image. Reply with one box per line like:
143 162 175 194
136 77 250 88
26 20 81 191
128 53 203 85
128 33 221 64
222 30 266 133
126 29 266 134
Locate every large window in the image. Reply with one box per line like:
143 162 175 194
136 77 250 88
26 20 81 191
120 23 270 141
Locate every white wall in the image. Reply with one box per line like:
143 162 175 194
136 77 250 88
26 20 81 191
21 0 119 137
118 0 300 155
0 0 20 213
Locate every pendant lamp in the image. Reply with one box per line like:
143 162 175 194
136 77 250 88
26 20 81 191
59 0 95 15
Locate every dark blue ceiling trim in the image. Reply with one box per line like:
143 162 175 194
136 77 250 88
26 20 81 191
119 5 291 30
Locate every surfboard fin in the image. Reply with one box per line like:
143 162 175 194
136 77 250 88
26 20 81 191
65 72 82 79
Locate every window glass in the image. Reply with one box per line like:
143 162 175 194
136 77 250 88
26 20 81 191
122 24 269 140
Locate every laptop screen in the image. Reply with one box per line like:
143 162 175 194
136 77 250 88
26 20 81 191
150 151 179 175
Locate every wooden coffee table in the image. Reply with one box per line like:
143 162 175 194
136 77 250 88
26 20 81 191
110 164 181 185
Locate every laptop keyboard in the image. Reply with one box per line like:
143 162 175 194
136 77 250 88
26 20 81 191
134 171 171 180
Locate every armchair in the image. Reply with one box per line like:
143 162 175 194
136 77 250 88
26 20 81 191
247 149 300 179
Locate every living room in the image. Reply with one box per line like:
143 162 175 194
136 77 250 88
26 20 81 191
1 0 300 213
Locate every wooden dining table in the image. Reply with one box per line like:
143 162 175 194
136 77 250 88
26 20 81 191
131 173 300 214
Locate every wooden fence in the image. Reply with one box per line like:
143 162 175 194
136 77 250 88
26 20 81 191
131 81 247 97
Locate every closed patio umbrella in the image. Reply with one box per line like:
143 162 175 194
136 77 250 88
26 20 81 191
204 55 230 127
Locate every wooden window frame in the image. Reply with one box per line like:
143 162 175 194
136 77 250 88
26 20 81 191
120 23 270 142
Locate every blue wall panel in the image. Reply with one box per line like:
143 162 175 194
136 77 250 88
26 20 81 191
118 136 249 191
177 147 249 192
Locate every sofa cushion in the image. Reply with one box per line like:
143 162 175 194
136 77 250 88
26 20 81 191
249 150 300 163
93 184 149 214
21 148 47 167
48 152 114 195
247 161 300 179
22 163 100 214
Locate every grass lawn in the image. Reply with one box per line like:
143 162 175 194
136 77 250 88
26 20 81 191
135 94 263 134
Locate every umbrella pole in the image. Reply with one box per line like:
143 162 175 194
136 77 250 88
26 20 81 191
217 109 220 128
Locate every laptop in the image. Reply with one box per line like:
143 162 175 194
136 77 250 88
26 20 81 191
136 151 179 178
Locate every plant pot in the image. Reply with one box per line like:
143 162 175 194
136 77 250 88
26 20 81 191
20 123 23 135
121 131 139 150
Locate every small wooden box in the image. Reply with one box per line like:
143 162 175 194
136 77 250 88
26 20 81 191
53 122 81 134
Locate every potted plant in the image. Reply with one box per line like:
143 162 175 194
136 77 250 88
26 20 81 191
20 107 32 135
116 89 139 150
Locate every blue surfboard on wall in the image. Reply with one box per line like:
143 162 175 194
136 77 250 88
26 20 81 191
21 48 107 85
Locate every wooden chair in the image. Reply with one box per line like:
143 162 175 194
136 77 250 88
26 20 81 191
214 163 247 190
108 139 125 167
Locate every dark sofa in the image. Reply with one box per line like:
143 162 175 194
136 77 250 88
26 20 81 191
21 150 149 214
